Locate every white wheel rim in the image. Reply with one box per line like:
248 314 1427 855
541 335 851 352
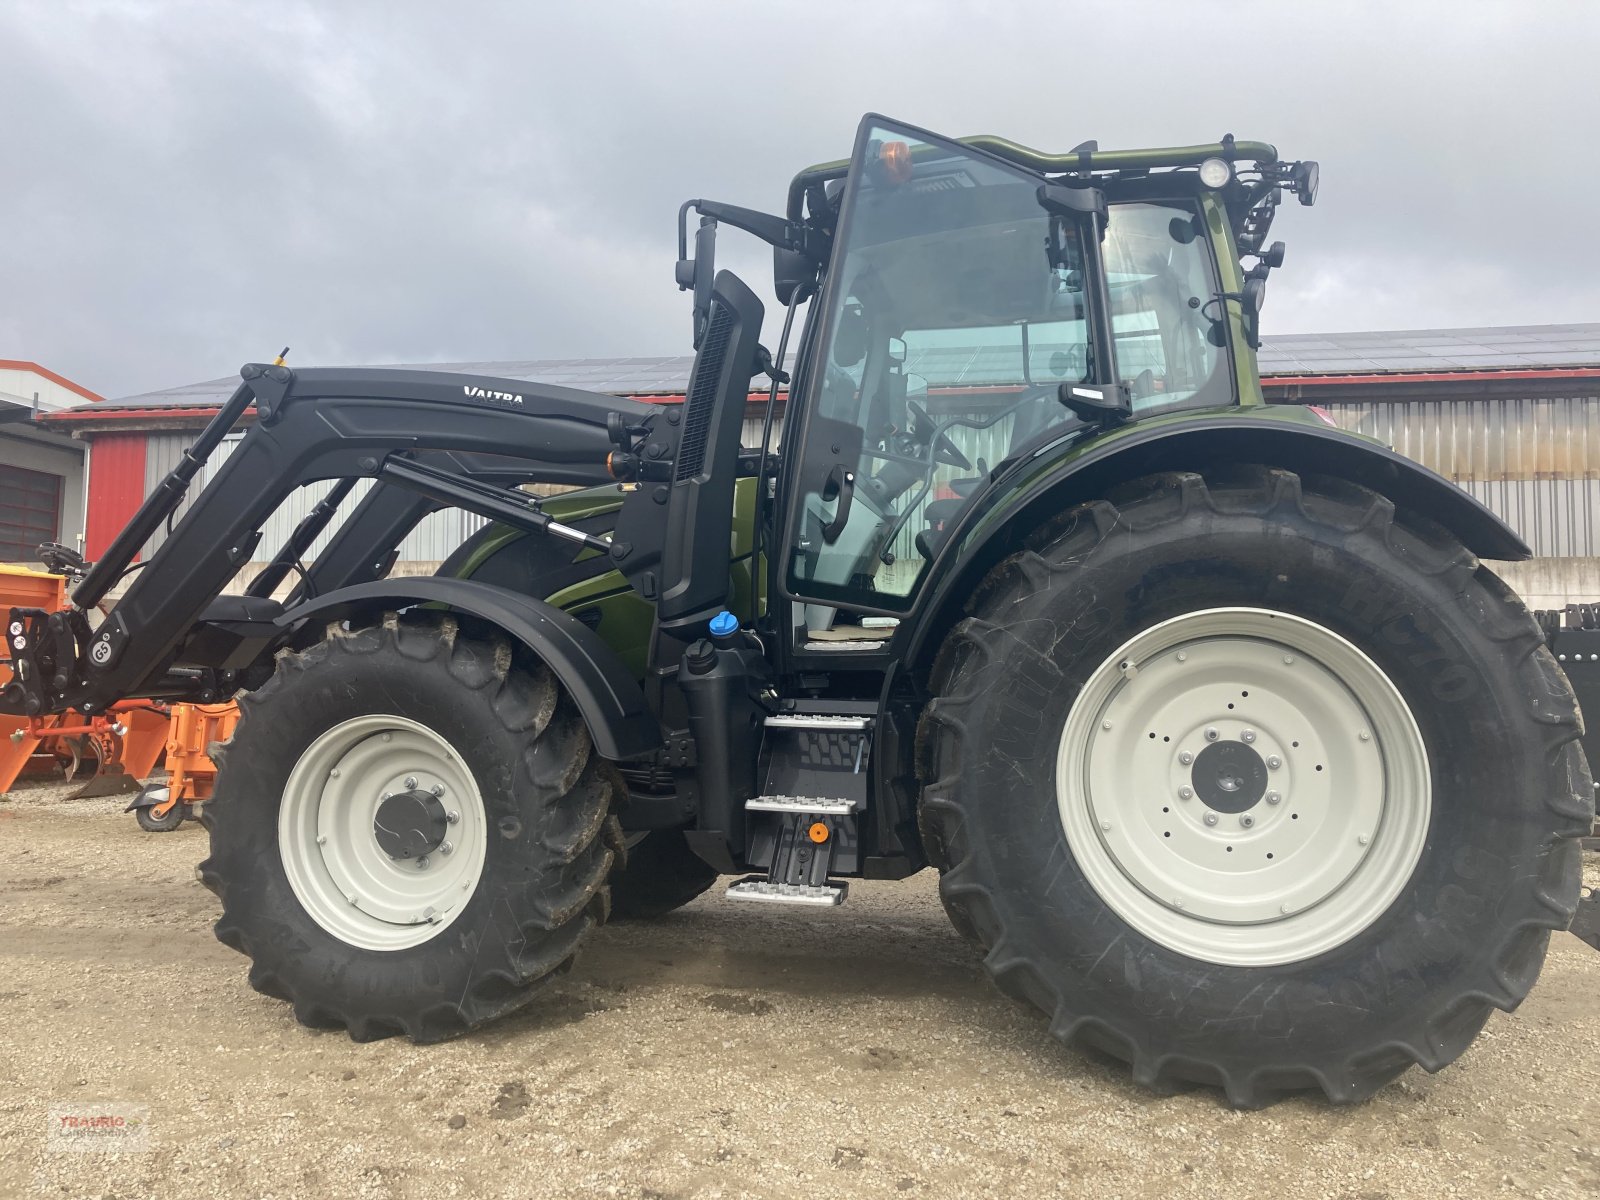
1055 607 1430 967
278 714 489 951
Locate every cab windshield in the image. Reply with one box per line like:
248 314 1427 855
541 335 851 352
785 124 1228 617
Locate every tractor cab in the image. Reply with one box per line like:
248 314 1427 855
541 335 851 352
669 115 1316 662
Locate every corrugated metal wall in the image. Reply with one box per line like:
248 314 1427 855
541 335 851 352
85 433 147 559
140 433 487 563
1317 394 1600 557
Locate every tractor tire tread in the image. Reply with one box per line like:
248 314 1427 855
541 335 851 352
918 466 1592 1107
199 612 616 1044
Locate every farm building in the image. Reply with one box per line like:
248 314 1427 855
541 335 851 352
0 361 99 563
26 321 1600 609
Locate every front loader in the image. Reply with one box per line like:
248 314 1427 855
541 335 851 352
5 115 1594 1108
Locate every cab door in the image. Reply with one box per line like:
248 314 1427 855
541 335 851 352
776 116 1099 641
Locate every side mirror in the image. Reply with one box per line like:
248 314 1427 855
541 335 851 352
679 216 717 349
1240 274 1268 349
773 246 813 307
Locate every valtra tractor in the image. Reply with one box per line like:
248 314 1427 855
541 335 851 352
5 116 1595 1108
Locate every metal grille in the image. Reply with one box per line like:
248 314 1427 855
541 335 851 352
676 303 734 482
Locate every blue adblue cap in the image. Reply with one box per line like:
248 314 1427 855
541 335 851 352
709 610 739 638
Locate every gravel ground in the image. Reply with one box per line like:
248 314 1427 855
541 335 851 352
1 775 1598 1200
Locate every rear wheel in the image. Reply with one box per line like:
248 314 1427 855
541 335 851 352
919 467 1592 1106
200 613 620 1042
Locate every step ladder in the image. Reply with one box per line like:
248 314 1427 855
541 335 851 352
723 711 872 907
725 878 848 906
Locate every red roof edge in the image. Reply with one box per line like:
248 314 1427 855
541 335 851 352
1262 366 1600 387
37 366 1600 427
0 360 105 404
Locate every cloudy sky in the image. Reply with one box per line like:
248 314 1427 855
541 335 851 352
2 1 1596 399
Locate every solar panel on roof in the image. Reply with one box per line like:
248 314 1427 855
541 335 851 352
79 322 1600 413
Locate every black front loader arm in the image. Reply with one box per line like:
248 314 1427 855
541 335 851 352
2 363 655 718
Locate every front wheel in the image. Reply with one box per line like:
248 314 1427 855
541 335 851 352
199 613 621 1042
919 467 1592 1106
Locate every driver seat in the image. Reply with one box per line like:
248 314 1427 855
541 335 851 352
915 472 985 560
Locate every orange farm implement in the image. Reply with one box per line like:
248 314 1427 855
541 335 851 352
125 701 239 831
1 565 169 797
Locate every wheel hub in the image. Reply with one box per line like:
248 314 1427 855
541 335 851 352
1190 740 1267 814
1055 608 1431 967
277 714 487 951
373 789 449 860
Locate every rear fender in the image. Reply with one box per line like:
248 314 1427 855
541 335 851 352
902 408 1531 667
278 578 661 761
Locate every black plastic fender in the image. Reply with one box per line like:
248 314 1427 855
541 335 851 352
278 578 661 762
902 410 1533 667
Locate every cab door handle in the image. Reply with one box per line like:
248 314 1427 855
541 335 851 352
820 464 856 545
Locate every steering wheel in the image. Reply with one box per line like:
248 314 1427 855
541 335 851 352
906 399 973 470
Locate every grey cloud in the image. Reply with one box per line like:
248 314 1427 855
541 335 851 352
2 0 1595 398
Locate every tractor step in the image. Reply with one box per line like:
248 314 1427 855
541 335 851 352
764 713 872 730
726 877 848 906
745 794 857 814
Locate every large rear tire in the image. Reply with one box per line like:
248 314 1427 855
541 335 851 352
200 612 621 1042
919 467 1592 1106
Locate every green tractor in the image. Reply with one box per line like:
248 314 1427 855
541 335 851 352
6 115 1592 1107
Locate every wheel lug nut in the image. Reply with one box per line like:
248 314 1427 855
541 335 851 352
1178 751 1194 766
329 768 341 778
1101 720 1113 731
1178 787 1193 800
404 776 418 790
1266 755 1281 770
1203 812 1219 826
1204 727 1219 741
1358 731 1371 742
439 841 454 856
446 810 460 825
1241 729 1256 744
431 784 445 797
416 856 429 869
1239 814 1255 829
1266 791 1281 805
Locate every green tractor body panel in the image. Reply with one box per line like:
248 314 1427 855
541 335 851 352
445 478 764 680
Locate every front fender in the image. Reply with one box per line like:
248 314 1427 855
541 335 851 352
902 406 1531 666
278 577 661 761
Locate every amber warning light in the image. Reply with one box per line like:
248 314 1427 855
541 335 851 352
879 140 913 184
